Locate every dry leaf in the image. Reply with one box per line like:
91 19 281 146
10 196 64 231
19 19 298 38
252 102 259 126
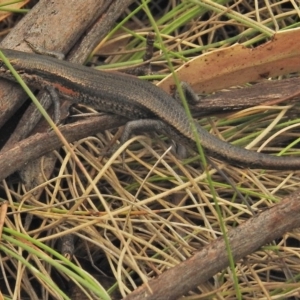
158 28 300 94
0 0 29 22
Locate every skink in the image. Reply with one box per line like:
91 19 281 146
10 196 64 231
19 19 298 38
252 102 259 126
0 48 299 170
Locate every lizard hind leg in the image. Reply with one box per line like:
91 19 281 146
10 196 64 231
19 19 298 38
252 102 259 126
119 119 189 159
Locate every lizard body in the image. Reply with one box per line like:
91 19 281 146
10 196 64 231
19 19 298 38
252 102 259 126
0 48 298 169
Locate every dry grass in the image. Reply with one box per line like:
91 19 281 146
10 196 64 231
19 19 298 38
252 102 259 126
1 0 300 299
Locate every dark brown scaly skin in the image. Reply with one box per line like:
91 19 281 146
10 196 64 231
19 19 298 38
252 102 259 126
0 48 299 170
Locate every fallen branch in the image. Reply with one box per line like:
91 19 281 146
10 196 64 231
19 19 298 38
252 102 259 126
0 115 127 181
124 189 300 300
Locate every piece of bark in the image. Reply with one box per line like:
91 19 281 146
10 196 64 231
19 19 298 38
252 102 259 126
123 189 300 300
192 77 300 115
0 0 112 131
